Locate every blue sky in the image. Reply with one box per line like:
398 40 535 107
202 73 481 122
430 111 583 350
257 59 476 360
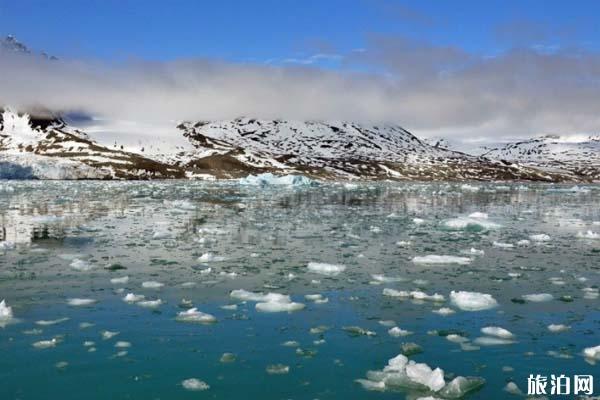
2 1 600 140
1 0 599 63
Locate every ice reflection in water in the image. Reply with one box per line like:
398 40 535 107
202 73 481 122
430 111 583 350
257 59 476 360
0 181 599 399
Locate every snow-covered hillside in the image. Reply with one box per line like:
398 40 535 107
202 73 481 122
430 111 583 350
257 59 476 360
482 135 600 180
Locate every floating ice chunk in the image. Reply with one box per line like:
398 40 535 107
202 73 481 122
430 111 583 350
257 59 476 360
383 288 410 298
432 307 455 316
548 324 570 333
110 276 129 285
405 362 445 392
123 293 145 303
504 381 523 395
256 299 305 313
522 293 554 302
266 364 290 374
410 290 445 302
396 240 412 247
67 298 97 306
481 326 514 339
221 304 237 310
32 338 58 349
530 234 551 242
388 327 412 337
460 184 479 192
443 217 500 231
516 239 530 246
583 345 600 361
493 241 513 248
282 340 300 347
176 308 217 324
35 317 69 326
412 255 471 265
83 341 95 347
450 291 498 311
371 274 407 283
0 299 13 320
342 326 376 336
181 378 210 391
468 212 488 219
582 287 599 299
304 294 328 304
138 299 163 308
438 376 485 398
198 253 226 262
473 336 515 346
101 330 119 340
577 230 600 239
79 322 95 329
70 259 93 271
230 289 265 302
220 352 236 363
242 173 314 186
461 248 485 256
413 218 425 225
166 200 197 211
142 281 164 289
446 334 469 343
152 230 172 240
307 262 346 276
115 341 131 348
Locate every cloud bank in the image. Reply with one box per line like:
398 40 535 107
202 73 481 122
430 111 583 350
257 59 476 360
2 36 600 141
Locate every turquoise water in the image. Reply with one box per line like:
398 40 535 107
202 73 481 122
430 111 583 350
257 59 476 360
0 181 599 399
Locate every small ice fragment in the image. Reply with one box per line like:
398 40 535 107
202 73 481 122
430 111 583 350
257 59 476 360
548 324 570 333
468 212 488 219
481 326 514 339
266 364 290 374
412 255 471 265
583 345 600 360
138 299 163 308
405 362 445 392
461 248 485 256
123 293 145 303
282 340 299 347
413 218 425 225
220 352 236 363
307 262 346 276
450 291 498 311
256 299 304 313
396 240 412 247
115 341 131 348
473 336 515 346
110 276 129 284
142 281 164 289
371 274 407 283
493 241 514 248
101 330 119 340
35 317 69 326
0 299 14 320
446 334 469 344
70 259 93 271
378 320 396 327
522 293 553 302
32 338 58 349
529 234 551 242
176 308 217 324
504 381 523 395
342 326 376 336
67 298 96 306
432 307 455 316
388 327 412 337
181 378 210 391
577 230 600 239
198 253 226 262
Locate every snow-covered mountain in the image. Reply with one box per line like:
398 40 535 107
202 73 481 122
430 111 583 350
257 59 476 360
0 109 593 181
481 135 600 180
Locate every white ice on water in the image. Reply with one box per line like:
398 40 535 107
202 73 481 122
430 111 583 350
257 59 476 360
176 308 217 323
142 281 164 289
67 298 97 306
70 259 93 271
239 173 314 186
198 253 226 262
548 324 570 333
450 291 498 311
583 345 600 361
522 293 554 302
307 262 346 276
0 299 13 320
577 230 600 239
181 378 210 391
110 276 129 285
480 326 514 339
230 289 304 312
412 255 471 265
529 234 551 242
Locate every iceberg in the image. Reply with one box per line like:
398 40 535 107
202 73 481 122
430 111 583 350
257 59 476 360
176 308 217 324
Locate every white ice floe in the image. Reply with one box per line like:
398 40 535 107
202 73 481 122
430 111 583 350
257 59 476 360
548 324 570 333
67 298 97 306
356 353 484 395
70 259 93 271
412 255 471 265
0 299 13 320
35 317 69 326
583 345 600 361
198 253 226 262
115 341 131 348
493 241 513 249
138 299 163 308
32 338 58 349
176 308 217 324
396 240 412 247
383 289 444 302
371 274 407 283
446 334 469 343
522 293 554 302
388 327 412 337
582 287 599 300
504 382 523 395
142 281 164 289
461 248 485 256
577 230 600 239
443 216 500 231
152 230 173 240
432 307 455 316
480 326 514 339
240 173 314 186
473 336 515 346
460 184 479 192
304 294 328 304
468 212 488 219
529 234 551 242
307 262 346 276
450 291 498 311
123 293 145 303
110 276 129 285
516 239 530 246
101 330 119 340
181 378 210 391
266 364 290 374
413 218 425 225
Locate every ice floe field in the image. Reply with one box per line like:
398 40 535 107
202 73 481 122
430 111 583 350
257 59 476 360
0 179 599 399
